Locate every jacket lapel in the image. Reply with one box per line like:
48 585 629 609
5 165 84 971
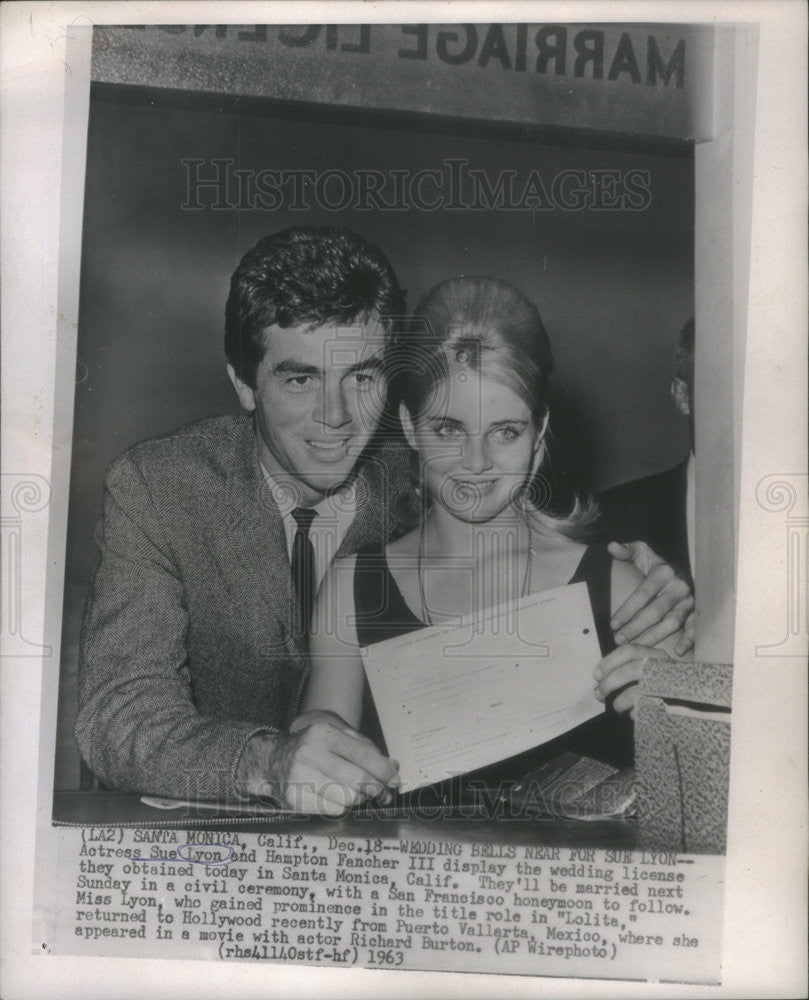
337 474 386 558
221 423 299 648
336 440 418 558
218 427 415 634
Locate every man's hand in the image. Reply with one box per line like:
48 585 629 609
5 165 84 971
608 541 694 655
237 713 400 816
594 644 673 719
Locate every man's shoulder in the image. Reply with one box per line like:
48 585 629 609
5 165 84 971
598 458 687 508
108 415 254 488
595 458 689 553
595 457 691 578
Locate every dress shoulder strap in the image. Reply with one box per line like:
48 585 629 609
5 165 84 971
353 544 423 648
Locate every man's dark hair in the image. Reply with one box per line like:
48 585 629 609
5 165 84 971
225 226 406 388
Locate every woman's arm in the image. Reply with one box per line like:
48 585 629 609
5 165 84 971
301 555 367 730
285 556 399 812
594 559 686 717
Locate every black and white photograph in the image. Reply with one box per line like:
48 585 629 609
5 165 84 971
1 2 806 998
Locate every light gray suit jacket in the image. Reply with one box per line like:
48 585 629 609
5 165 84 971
75 415 416 800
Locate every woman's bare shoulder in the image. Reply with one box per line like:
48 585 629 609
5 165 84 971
529 525 588 588
385 526 421 559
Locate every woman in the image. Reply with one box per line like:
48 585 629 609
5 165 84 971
298 276 680 806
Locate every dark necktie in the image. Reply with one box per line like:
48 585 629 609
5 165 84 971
291 507 318 642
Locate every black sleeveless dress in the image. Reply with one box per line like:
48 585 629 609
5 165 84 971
353 543 633 801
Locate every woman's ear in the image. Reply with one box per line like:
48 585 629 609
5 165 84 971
530 410 550 475
399 403 418 451
535 409 550 443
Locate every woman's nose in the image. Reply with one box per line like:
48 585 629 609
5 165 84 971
460 435 491 472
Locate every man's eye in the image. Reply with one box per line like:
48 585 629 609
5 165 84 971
348 371 380 390
286 375 315 392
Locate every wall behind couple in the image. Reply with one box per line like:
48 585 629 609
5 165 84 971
55 86 693 787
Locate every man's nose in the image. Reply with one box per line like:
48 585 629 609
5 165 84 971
316 381 351 429
460 435 492 473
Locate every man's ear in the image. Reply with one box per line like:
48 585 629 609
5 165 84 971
227 364 257 413
671 377 691 416
399 403 418 451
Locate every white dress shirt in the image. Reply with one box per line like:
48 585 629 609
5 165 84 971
260 465 358 591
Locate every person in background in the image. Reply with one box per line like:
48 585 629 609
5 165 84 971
598 318 695 592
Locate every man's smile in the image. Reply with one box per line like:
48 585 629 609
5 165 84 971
305 438 352 459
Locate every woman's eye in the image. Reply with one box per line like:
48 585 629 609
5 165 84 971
492 425 520 442
432 423 462 439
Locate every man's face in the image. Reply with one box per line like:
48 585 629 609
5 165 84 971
229 318 387 505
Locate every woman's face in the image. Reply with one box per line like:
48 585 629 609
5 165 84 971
404 370 542 523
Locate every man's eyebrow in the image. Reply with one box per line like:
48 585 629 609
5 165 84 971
270 360 321 376
269 355 385 378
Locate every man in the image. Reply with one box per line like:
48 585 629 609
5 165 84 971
77 227 414 814
76 227 692 815
598 318 695 591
